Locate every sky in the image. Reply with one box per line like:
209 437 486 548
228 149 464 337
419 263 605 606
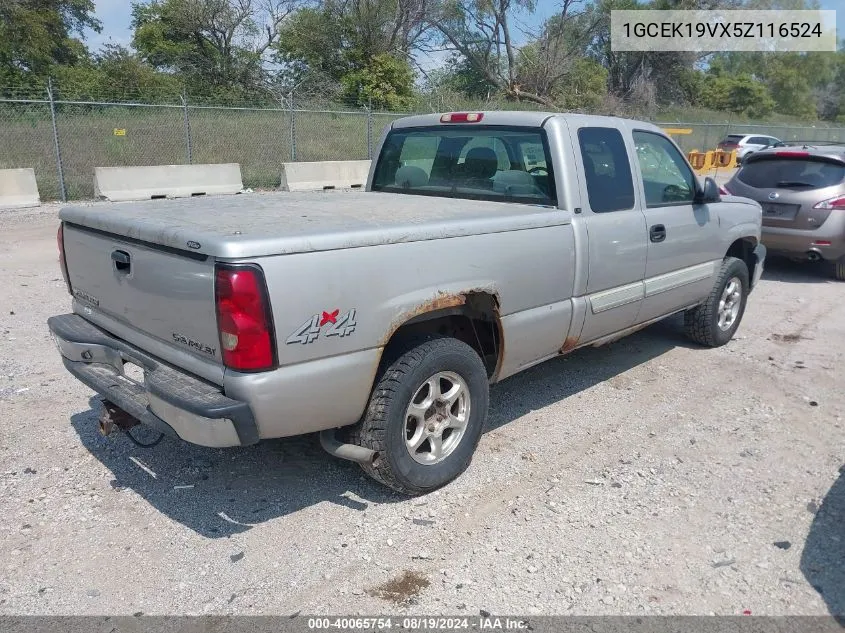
84 0 844 60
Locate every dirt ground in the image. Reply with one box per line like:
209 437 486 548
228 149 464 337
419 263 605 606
0 202 842 617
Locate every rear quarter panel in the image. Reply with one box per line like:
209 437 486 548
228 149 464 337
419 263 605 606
223 223 576 438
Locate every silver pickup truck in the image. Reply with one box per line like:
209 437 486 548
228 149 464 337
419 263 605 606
48 111 765 495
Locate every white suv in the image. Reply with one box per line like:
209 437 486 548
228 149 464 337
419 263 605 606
718 134 781 164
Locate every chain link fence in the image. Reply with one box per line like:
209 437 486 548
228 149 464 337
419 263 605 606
1 83 844 202
656 121 845 155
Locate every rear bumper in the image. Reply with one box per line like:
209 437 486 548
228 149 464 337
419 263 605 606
762 227 845 262
47 314 258 447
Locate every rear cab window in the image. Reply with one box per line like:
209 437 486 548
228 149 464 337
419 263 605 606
576 127 635 213
371 126 557 206
738 158 845 190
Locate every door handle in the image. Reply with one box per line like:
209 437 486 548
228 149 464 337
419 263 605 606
649 224 666 243
111 250 131 273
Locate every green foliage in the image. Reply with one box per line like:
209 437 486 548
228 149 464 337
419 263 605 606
552 58 609 111
0 0 101 87
276 0 419 108
709 50 836 119
274 6 348 79
130 0 265 97
699 74 775 119
51 45 183 102
766 60 816 119
1 0 844 122
340 54 414 110
431 54 498 99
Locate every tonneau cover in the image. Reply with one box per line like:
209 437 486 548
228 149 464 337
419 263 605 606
59 191 568 259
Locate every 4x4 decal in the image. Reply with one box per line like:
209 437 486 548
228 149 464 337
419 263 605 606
286 309 357 345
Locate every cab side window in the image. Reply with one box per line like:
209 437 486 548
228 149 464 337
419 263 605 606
577 127 635 213
633 131 696 207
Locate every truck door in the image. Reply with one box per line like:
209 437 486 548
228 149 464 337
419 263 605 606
570 125 648 344
630 130 722 323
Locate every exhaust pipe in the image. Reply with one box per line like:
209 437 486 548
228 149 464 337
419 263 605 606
806 250 822 262
319 429 378 464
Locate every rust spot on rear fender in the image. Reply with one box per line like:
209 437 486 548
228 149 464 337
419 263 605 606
379 291 469 347
379 287 503 347
414 291 468 314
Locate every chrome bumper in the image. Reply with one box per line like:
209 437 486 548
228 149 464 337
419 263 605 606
48 314 258 448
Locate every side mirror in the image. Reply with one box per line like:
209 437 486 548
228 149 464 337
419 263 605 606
696 176 721 203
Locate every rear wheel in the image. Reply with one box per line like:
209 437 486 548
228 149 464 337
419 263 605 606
684 257 749 347
833 256 845 281
350 336 489 495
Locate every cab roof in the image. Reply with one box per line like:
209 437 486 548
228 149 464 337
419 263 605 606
390 111 662 133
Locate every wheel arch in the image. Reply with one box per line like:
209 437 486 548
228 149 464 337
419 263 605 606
726 236 758 281
377 290 504 381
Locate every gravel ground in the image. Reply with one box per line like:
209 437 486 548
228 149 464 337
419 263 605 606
0 202 842 617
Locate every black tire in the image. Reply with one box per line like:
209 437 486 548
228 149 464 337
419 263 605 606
350 336 489 496
684 256 749 347
833 256 845 281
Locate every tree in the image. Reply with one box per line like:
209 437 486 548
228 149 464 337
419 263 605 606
0 0 101 87
275 0 427 107
437 53 498 99
515 3 605 105
815 48 845 121
52 44 184 101
549 57 608 111
429 0 601 106
588 0 719 112
699 73 775 118
131 0 304 96
766 57 817 118
341 53 415 109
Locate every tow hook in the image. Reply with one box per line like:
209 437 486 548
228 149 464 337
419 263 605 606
98 399 139 436
319 429 378 465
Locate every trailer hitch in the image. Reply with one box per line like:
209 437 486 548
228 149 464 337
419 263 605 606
98 399 164 448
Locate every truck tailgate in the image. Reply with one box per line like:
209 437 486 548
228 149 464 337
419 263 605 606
63 223 222 366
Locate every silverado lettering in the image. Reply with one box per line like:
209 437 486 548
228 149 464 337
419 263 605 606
73 288 99 307
171 333 216 356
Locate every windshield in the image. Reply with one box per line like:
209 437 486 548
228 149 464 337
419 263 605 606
737 158 845 189
371 126 557 206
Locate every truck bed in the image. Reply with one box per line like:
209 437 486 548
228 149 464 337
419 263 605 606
59 191 567 258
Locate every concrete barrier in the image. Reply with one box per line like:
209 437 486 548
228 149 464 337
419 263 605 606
0 168 40 208
280 160 371 192
94 163 243 202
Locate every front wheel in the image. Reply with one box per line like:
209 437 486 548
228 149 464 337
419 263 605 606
351 337 489 495
684 257 749 347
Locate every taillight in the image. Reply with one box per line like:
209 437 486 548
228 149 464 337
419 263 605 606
214 264 276 371
718 185 732 195
440 112 484 123
814 196 845 210
57 223 72 295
